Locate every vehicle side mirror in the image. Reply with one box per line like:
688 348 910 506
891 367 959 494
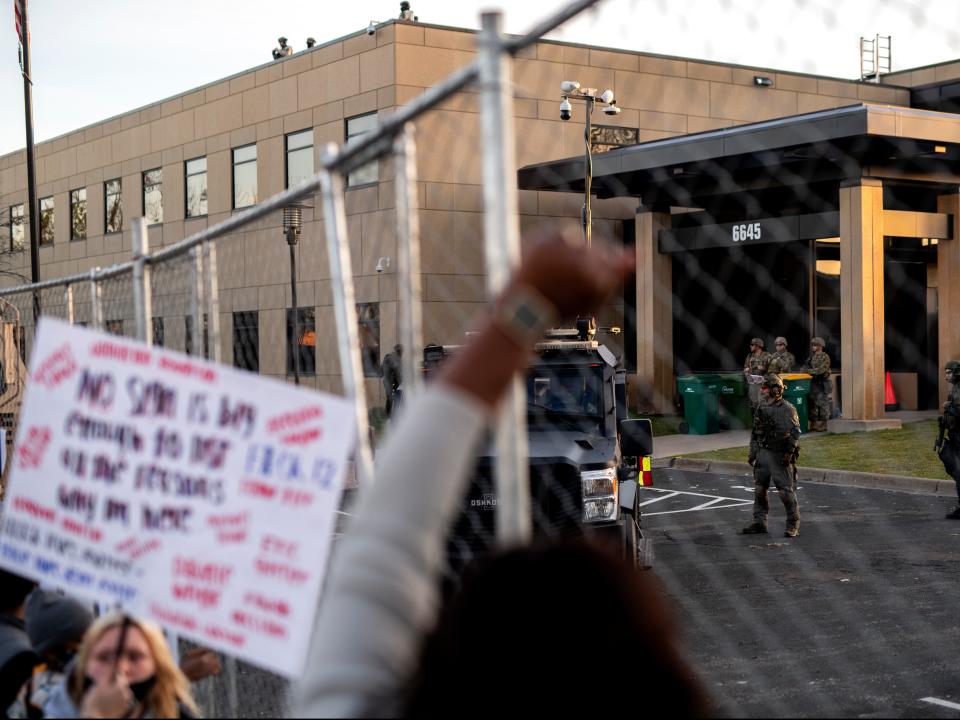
620 419 652 457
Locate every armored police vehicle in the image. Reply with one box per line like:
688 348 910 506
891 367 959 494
423 327 654 581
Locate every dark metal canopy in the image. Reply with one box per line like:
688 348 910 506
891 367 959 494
518 104 960 217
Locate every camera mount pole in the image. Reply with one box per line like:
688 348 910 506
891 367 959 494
18 0 42 322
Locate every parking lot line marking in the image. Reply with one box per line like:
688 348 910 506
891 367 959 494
637 491 681 507
645 500 752 516
921 697 960 711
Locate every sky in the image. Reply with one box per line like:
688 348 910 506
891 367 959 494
0 0 958 156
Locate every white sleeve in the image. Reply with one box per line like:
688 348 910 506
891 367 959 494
291 386 489 718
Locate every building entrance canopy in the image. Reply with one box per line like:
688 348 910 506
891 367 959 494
518 103 960 423
518 103 960 216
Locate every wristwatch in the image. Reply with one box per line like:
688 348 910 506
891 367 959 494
493 284 559 348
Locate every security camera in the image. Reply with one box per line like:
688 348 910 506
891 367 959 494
560 97 572 121
599 89 615 105
367 20 377 35
560 80 581 94
375 256 390 274
602 104 621 116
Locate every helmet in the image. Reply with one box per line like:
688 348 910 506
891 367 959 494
278 36 288 43
750 337 764 348
774 336 787 347
811 337 825 348
762 373 784 397
946 360 960 373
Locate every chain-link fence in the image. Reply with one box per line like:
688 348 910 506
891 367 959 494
2 0 960 716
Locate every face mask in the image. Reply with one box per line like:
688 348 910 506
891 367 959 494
128 675 157 702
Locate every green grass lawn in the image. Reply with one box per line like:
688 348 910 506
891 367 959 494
686 419 952 481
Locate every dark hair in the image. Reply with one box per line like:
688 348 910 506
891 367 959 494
0 569 37 612
405 539 710 716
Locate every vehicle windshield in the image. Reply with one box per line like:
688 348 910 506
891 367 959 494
526 366 605 435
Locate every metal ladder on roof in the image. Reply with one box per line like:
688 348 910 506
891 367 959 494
860 35 892 83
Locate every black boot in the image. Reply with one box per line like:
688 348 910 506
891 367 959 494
741 522 768 534
946 506 960 520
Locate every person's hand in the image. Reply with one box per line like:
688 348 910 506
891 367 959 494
80 674 133 719
747 454 756 466
512 228 635 319
180 647 221 682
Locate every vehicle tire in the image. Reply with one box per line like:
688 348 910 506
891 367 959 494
678 420 689 434
622 514 638 567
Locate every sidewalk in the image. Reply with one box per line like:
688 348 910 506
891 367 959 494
651 409 950 497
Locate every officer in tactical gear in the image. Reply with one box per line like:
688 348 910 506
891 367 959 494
768 336 795 375
938 360 960 518
272 37 293 60
743 337 771 412
381 344 403 418
743 374 802 537
802 336 832 431
399 1 418 20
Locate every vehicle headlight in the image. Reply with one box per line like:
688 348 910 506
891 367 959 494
581 468 618 523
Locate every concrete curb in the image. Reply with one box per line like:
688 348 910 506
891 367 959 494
651 457 955 497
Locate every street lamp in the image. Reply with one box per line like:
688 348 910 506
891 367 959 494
559 81 620 249
283 201 312 386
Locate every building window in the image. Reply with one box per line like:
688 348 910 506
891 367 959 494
232 144 257 209
151 317 165 347
285 129 313 189
233 311 259 372
39 196 54 246
185 157 208 218
346 113 379 186
105 319 124 337
143 168 163 225
814 238 841 369
185 314 209 358
70 188 87 240
9 204 24 251
287 307 315 375
357 302 380 377
105 179 122 233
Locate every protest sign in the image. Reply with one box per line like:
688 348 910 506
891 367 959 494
0 318 355 677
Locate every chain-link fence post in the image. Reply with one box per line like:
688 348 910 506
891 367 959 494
189 246 203 357
132 218 153 345
64 284 74 325
394 125 424 398
319 156 375 490
479 11 532 545
203 240 222 364
89 268 103 331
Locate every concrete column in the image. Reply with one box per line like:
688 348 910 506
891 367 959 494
937 193 960 403
634 206 673 414
838 179 886 422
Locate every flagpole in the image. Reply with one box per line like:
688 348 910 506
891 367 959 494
18 0 42 321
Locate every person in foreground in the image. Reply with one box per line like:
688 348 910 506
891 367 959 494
67 613 198 719
293 228 709 717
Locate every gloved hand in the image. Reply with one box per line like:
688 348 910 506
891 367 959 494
748 454 756 466
780 452 792 466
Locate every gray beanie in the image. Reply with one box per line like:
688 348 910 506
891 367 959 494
25 589 94 656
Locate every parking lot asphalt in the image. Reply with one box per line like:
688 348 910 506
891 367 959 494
645 466 960 718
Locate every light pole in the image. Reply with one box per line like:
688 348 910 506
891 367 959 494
559 81 620 248
283 201 311 386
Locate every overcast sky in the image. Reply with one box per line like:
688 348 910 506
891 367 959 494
0 0 958 156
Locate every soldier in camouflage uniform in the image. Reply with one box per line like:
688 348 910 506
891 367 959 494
803 337 832 431
743 337 772 412
768 336 795 375
742 374 802 537
938 360 960 519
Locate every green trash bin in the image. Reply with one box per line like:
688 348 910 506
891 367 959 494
781 373 811 433
716 372 752 430
676 374 720 435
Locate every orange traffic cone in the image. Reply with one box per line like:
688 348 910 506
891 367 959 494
884 372 899 411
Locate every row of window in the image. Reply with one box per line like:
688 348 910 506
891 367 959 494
6 114 378 251
97 302 381 378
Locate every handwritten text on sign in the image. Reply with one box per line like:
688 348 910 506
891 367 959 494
0 319 354 677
